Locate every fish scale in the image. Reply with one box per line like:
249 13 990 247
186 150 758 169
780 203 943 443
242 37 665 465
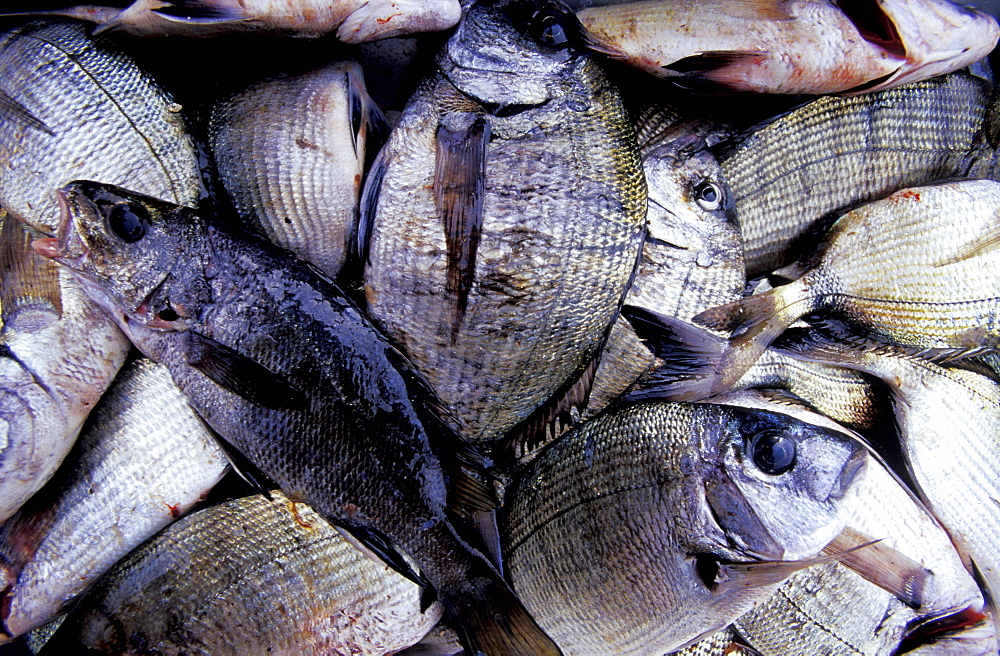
719 72 993 275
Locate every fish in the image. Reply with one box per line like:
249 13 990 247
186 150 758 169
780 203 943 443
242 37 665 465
0 357 228 640
360 0 647 446
208 60 379 278
775 321 1000 637
713 390 993 656
0 212 130 524
692 180 1000 396
717 70 994 275
858 0 1000 94
0 20 203 235
580 131 743 424
500 396 867 655
576 0 905 95
40 491 443 654
0 0 463 42
34 180 562 656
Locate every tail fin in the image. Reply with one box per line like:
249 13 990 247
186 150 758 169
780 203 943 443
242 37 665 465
444 554 562 656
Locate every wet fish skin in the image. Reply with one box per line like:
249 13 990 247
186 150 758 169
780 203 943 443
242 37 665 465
0 20 202 235
693 180 1000 395
0 357 228 640
0 213 130 525
501 398 867 655
718 71 993 276
209 60 376 278
37 180 561 656
42 492 443 655
362 0 646 445
582 132 743 421
776 323 1000 637
577 0 904 95
717 390 992 656
0 0 462 42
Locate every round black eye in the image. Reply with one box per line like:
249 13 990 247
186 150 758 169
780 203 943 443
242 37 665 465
532 10 570 48
750 430 796 475
108 203 147 243
694 180 723 211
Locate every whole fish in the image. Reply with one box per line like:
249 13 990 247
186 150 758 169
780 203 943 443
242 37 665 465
0 20 202 235
0 357 228 640
581 132 743 423
776 322 1000 636
577 0 905 95
209 60 378 278
34 180 561 656
692 180 1000 396
0 0 462 42
361 0 646 446
0 213 129 523
714 390 993 656
500 397 867 655
41 492 443 655
718 70 994 275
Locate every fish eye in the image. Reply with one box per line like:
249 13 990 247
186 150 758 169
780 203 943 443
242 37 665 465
107 203 148 243
531 9 571 48
749 430 796 475
693 180 723 211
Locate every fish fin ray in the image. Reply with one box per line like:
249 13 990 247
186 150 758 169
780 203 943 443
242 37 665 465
0 89 53 136
934 225 1000 266
662 51 769 83
184 332 308 410
345 66 387 157
434 115 490 339
336 524 433 590
824 526 931 608
356 145 387 265
621 306 727 401
0 215 62 321
713 538 882 592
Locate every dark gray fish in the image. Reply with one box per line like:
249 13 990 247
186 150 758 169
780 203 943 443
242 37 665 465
33 180 561 656
41 492 443 655
360 0 646 446
501 397 867 655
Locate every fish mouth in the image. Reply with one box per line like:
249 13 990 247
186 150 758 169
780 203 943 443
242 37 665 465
32 187 90 264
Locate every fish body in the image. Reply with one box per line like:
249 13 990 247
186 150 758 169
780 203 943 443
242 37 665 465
577 0 904 94
0 0 462 42
0 20 202 235
718 71 993 275
0 213 129 524
37 181 560 656
501 398 867 655
694 180 1000 394
777 326 1000 633
42 492 443 654
209 60 376 278
361 0 646 445
0 357 228 639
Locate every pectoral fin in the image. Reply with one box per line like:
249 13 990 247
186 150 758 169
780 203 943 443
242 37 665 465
0 89 52 136
434 115 490 338
184 332 308 410
824 526 931 608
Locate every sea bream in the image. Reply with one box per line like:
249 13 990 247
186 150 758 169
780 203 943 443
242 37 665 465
32 180 561 656
361 0 647 447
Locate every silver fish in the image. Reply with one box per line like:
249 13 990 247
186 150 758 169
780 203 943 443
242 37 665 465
209 61 377 278
0 213 129 524
0 357 228 640
501 397 867 655
0 20 202 235
42 491 444 654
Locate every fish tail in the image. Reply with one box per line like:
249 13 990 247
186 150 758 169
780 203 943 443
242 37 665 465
694 281 813 393
443 554 562 656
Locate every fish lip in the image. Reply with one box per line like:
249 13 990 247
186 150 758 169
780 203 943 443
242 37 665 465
51 186 90 263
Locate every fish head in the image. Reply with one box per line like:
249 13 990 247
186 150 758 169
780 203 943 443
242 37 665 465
32 180 201 331
440 0 588 106
645 136 736 248
697 406 868 562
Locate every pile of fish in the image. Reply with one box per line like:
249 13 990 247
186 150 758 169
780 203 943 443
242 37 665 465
0 0 998 654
